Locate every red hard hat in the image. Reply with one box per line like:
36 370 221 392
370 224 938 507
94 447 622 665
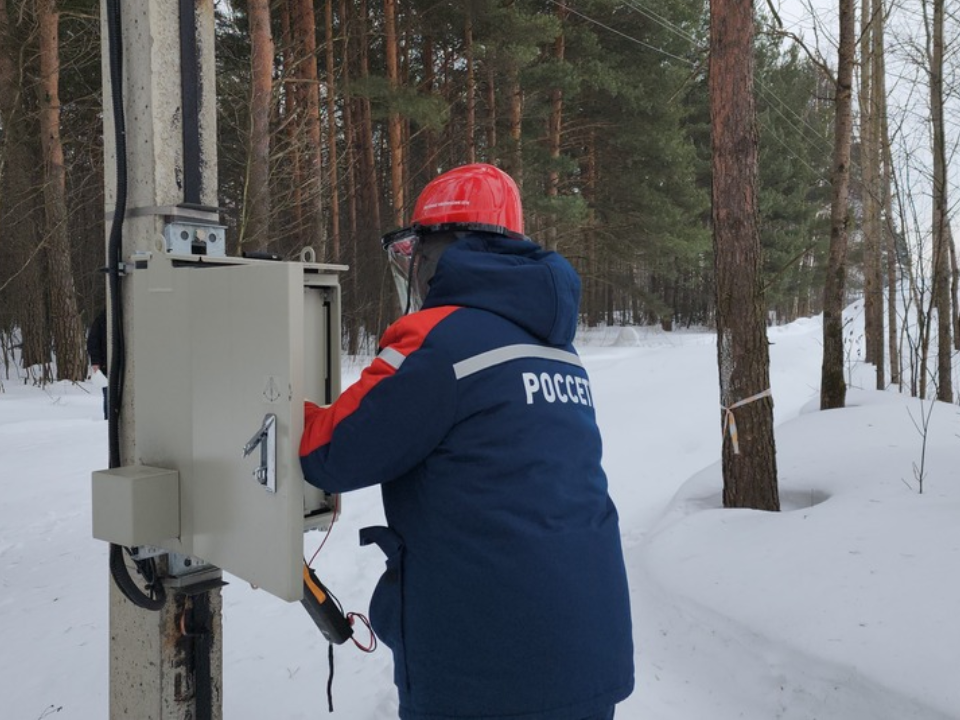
410 163 524 238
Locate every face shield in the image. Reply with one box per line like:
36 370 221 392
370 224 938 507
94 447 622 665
382 226 457 315
383 228 421 315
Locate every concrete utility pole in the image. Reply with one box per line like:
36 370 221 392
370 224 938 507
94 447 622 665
100 2 223 717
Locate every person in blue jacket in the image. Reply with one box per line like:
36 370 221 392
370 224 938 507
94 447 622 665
300 163 634 720
87 308 109 420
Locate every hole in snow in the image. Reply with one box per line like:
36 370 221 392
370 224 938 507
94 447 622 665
779 488 831 511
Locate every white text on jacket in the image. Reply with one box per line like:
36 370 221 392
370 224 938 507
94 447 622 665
521 372 593 407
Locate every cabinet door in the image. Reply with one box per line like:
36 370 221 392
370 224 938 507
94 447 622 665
185 261 306 600
131 260 340 601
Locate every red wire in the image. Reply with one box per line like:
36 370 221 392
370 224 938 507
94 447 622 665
348 612 377 653
304 496 377 654
308 494 340 566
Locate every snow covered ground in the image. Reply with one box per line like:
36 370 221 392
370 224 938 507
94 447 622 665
1 305 958 719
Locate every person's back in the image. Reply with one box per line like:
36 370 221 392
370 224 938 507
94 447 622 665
87 309 108 419
300 165 634 720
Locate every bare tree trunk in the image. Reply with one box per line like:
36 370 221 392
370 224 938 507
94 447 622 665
929 0 952 401
506 65 523 188
356 0 385 336
357 0 380 235
464 16 476 164
709 0 779 511
860 0 884 386
876 0 900 389
501 0 524 185
544 0 566 251
296 0 324 253
439 46 453 167
384 0 404 226
821 0 856 410
399 14 412 210
797 251 812 318
870 0 887 388
244 0 273 252
324 0 341 262
36 0 85 381
421 34 440 175
950 224 959 354
279 0 303 246
583 129 600 327
485 59 497 161
339 0 360 354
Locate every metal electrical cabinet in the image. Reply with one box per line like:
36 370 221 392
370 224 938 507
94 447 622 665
92 252 343 602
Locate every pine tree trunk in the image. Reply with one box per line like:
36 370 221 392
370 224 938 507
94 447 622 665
296 0 324 253
383 0 404 226
507 65 523 187
324 0 341 262
930 0 952 401
439 46 453 168
356 0 384 335
485 60 497 161
464 16 476 164
502 0 524 185
584 130 600 327
421 35 440 175
280 0 303 247
357 0 380 235
37 0 85 381
399 19 411 209
544 2 566 251
339 0 360 354
797 251 812 318
821 0 856 410
245 0 273 252
709 0 779 511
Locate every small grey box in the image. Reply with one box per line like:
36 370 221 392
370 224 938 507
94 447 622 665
92 466 180 546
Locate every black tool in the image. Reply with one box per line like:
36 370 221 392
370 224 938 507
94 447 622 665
301 564 353 645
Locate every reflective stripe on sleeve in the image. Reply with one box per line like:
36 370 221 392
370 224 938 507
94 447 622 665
452 344 583 380
377 345 407 371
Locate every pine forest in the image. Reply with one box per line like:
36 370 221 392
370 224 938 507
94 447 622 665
0 0 957 405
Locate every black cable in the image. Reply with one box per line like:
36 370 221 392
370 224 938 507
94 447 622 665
109 545 166 611
178 0 202 205
104 0 125 471
327 644 335 712
104 0 165 612
192 593 213 720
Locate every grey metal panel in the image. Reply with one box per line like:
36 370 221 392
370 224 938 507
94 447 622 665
126 258 342 601
186 261 302 600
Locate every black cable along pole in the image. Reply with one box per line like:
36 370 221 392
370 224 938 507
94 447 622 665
179 4 216 717
179 0 203 206
105 0 166 613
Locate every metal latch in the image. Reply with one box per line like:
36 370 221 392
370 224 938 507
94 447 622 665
242 413 277 493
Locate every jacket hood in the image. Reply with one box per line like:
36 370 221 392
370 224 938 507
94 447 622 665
422 233 581 346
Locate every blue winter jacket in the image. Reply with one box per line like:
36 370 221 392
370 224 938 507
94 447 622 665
300 234 634 720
